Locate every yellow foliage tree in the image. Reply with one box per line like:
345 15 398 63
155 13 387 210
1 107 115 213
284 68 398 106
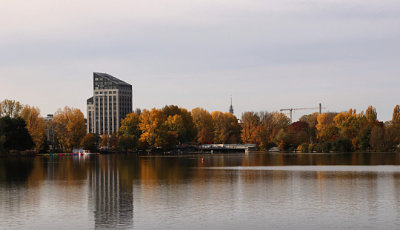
191 107 214 144
365 106 377 124
118 112 141 151
316 112 338 142
241 112 261 144
212 111 241 144
333 109 366 147
162 105 196 143
257 112 290 149
392 105 400 125
20 106 46 151
53 107 86 152
139 109 170 148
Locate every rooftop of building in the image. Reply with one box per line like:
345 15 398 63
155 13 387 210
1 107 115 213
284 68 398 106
93 72 131 86
87 97 93 103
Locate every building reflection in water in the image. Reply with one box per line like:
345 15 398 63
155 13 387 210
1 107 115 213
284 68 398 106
88 157 133 229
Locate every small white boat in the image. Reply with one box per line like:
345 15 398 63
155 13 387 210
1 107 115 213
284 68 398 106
72 148 92 155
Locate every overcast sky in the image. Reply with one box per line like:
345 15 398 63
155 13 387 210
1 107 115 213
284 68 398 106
1 0 399 121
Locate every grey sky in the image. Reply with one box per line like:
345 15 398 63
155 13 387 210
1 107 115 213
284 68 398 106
1 0 399 121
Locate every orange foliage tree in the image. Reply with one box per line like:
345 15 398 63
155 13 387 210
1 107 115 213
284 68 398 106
241 112 261 144
20 106 46 152
191 107 214 144
212 111 241 144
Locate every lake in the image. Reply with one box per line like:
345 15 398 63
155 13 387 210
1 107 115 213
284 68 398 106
1 152 400 229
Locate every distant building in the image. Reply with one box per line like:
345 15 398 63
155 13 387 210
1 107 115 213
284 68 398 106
229 96 234 114
44 114 55 150
87 72 133 134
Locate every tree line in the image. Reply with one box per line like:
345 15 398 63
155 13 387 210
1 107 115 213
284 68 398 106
0 99 85 154
1 98 400 154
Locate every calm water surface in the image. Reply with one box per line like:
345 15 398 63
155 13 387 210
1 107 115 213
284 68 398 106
1 152 400 229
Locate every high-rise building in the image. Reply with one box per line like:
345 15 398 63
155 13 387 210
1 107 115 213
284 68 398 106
87 72 133 134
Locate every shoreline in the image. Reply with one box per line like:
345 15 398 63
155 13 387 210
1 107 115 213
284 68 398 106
2 150 399 158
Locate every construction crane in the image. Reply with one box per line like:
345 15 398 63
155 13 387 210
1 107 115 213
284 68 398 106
280 103 324 123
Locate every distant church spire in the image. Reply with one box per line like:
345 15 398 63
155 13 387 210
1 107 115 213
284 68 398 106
229 95 234 114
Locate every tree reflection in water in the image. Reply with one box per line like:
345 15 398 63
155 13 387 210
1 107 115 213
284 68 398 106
1 153 400 229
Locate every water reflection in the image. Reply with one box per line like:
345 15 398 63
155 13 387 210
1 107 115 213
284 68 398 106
0 157 34 184
1 152 400 229
88 156 133 228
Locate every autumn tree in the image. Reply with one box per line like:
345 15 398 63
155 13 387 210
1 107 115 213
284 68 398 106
0 99 23 118
299 112 319 128
191 108 214 144
274 129 289 150
109 133 118 150
162 105 196 143
384 122 399 151
299 112 319 142
53 107 86 152
257 112 290 149
288 121 310 147
212 111 241 144
316 112 338 142
241 112 261 144
119 112 141 151
333 109 367 150
81 133 98 152
139 109 171 148
369 122 385 151
20 106 46 152
365 106 377 124
100 133 109 148
391 105 400 148
166 114 184 144
393 105 400 125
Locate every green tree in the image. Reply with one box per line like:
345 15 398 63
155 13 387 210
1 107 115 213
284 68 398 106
0 116 33 153
119 113 141 151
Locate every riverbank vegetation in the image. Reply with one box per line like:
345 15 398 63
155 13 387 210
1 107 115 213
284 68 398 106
0 99 85 154
1 98 400 154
